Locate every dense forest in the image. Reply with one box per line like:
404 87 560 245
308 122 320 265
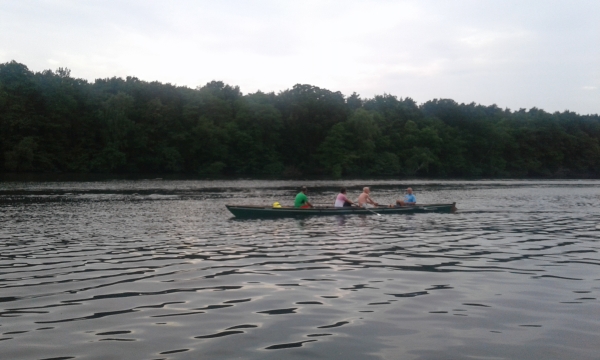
1 60 599 178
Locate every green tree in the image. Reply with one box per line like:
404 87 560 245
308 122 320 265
317 123 354 177
2 60 600 178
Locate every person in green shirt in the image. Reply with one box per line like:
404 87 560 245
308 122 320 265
294 186 313 208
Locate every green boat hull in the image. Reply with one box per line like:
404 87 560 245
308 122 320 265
226 203 457 218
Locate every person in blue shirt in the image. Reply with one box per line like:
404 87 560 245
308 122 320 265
395 187 416 206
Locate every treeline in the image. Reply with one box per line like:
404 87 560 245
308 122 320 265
1 60 599 177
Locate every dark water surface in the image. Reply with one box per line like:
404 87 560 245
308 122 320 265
1 179 599 359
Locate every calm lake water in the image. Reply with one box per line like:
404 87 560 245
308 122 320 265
1 179 599 360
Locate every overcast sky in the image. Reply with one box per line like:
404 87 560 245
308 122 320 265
1 0 598 114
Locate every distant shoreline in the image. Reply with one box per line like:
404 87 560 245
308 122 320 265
2 60 599 179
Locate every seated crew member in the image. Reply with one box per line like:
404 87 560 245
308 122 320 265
357 187 379 207
334 187 355 207
395 187 417 206
294 186 313 209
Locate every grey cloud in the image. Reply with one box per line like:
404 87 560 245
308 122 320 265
0 0 598 114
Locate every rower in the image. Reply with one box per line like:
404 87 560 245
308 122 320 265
357 187 378 207
294 186 313 208
395 187 416 206
334 187 355 207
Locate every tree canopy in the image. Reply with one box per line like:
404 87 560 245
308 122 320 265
1 60 599 177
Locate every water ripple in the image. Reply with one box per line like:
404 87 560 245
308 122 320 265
1 180 600 359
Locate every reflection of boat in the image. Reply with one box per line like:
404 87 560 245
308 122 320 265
226 203 457 218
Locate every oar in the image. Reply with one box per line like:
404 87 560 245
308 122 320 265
357 204 381 216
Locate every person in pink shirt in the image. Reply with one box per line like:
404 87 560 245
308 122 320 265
334 187 355 207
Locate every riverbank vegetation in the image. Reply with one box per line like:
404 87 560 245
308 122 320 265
1 60 599 177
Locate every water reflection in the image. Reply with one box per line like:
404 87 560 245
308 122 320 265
0 180 599 359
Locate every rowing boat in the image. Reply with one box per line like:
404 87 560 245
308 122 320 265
226 203 457 218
